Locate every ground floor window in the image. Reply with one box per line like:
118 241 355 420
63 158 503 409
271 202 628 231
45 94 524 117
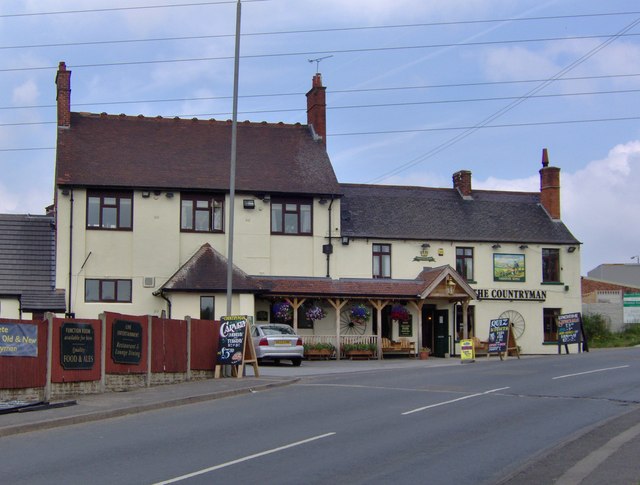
543 308 561 342
200 296 214 320
455 304 475 340
85 279 132 303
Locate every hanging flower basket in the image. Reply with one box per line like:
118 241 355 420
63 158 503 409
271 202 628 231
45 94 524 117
305 305 326 321
349 303 371 324
390 304 410 321
273 301 293 322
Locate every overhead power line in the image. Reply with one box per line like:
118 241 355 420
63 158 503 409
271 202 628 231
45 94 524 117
2 10 640 50
3 32 640 73
366 14 640 183
3 72 640 112
0 1 267 18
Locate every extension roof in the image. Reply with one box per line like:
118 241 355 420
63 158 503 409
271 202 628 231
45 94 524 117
56 113 341 196
340 183 580 245
0 214 66 312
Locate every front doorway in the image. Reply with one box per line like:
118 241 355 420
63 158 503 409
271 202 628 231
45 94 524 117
434 309 449 357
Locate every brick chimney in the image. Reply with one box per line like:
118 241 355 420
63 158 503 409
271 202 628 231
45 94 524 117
453 170 472 197
56 61 71 129
306 73 326 146
539 148 561 220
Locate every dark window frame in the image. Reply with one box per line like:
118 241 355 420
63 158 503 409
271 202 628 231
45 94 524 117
270 198 313 236
372 243 391 279
85 279 132 303
455 247 474 282
543 307 561 342
455 304 475 341
200 296 215 320
542 248 561 283
86 190 133 231
180 193 224 233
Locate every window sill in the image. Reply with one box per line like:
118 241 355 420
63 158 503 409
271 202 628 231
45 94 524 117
541 282 564 285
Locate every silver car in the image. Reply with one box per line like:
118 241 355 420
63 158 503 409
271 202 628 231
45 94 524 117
251 323 303 366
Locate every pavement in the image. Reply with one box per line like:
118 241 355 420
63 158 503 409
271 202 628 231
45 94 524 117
1 357 639 484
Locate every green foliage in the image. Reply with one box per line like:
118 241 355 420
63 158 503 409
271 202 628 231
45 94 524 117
583 313 640 348
304 342 336 352
342 342 377 352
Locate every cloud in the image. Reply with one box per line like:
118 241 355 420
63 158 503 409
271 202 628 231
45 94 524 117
12 79 39 105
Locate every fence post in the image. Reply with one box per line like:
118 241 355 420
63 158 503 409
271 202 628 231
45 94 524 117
99 313 106 393
44 312 53 402
147 315 153 387
185 316 192 382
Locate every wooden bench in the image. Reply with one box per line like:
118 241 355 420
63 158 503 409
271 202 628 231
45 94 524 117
471 336 489 357
382 338 416 358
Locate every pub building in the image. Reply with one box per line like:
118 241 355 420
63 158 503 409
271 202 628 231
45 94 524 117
41 62 581 357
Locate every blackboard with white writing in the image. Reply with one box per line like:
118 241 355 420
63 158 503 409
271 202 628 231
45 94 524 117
216 316 247 366
558 312 582 345
488 318 509 353
61 322 95 369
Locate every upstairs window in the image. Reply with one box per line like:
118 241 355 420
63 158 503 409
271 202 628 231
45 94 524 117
85 279 132 303
271 199 312 235
542 248 560 282
181 194 224 233
455 247 474 281
87 191 132 230
373 243 391 278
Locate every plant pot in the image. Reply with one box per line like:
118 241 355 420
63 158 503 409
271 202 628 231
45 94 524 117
346 350 373 360
305 349 332 360
419 351 429 360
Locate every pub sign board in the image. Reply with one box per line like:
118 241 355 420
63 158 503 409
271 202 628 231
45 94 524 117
557 312 582 345
60 322 95 369
216 315 247 366
488 318 510 353
112 319 143 365
0 322 38 357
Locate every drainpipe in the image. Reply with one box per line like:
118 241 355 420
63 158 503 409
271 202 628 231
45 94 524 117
67 189 74 317
153 289 172 319
326 197 335 277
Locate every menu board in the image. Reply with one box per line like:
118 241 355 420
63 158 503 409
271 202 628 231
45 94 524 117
488 318 509 353
216 316 248 366
112 319 142 365
60 322 95 369
558 312 582 344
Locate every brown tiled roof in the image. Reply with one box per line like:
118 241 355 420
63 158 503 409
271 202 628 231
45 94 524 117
56 113 341 196
159 243 262 293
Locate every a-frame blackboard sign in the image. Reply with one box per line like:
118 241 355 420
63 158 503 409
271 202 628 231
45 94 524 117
214 315 259 378
487 318 520 360
557 312 586 354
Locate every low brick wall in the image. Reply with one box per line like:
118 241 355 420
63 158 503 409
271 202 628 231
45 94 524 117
105 374 147 392
51 381 102 399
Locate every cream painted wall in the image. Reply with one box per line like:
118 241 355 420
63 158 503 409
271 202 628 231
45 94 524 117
0 298 20 319
169 292 255 321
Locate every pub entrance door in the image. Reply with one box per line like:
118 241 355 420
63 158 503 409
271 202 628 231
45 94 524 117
434 309 449 357
421 304 435 352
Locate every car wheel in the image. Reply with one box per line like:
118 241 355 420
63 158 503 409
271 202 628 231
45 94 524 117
291 358 302 367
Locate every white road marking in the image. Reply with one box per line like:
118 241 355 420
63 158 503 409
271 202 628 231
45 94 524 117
556 420 640 485
152 432 336 484
402 387 510 415
552 365 630 380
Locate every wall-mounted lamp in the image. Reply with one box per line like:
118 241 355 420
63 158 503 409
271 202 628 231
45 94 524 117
262 194 271 202
341 236 350 245
519 244 528 250
165 192 174 198
446 276 456 295
153 190 162 196
492 243 501 249
243 199 256 209
421 243 430 248
319 197 328 205
61 189 70 196
141 190 151 198
567 246 576 253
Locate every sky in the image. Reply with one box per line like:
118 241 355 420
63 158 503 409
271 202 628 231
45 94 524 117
1 0 639 275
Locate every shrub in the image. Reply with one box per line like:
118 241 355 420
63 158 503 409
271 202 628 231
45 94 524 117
582 313 611 342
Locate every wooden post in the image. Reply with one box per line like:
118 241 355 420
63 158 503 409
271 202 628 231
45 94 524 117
146 315 153 387
185 316 192 381
44 312 53 402
369 299 389 360
327 298 348 360
286 297 305 333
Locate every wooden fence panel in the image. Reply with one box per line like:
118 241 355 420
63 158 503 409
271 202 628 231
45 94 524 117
190 319 219 371
0 319 47 389
151 317 187 373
